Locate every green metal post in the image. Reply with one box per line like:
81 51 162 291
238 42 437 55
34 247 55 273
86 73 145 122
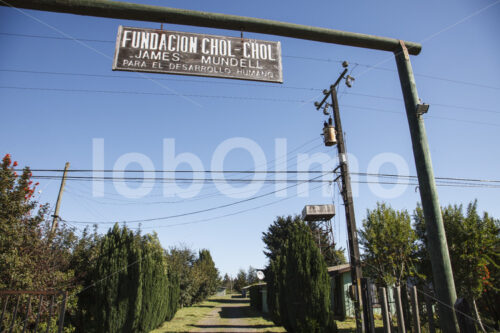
394 41 458 333
1 0 421 54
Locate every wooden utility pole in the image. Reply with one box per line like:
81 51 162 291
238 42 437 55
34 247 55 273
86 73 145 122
315 66 365 332
330 84 365 333
51 162 70 235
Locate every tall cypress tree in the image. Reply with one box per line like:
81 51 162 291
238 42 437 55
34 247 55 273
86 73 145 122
166 267 180 321
282 222 336 333
90 224 143 333
265 220 336 332
138 234 170 332
266 258 281 324
191 249 219 303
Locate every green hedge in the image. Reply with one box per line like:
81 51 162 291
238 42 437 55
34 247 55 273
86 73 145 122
249 284 263 311
77 224 180 332
266 221 337 333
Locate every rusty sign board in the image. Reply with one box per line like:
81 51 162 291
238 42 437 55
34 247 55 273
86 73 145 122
112 26 283 83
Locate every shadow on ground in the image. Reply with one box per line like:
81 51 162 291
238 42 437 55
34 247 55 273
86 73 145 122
205 298 246 304
190 324 277 329
190 305 215 308
219 305 259 319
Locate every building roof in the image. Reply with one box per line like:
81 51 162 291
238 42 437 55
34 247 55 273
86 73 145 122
327 264 351 275
241 282 266 290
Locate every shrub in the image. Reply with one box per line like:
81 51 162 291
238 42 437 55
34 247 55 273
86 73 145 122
79 224 178 332
249 284 263 311
265 221 336 333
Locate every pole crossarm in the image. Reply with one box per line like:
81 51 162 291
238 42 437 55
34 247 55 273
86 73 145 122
2 0 421 55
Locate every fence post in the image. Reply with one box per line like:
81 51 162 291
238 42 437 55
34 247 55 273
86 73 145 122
379 287 391 333
410 286 421 333
9 294 21 333
423 286 436 333
57 292 67 333
454 298 477 333
360 278 375 333
0 295 9 325
46 295 54 333
394 286 406 333
22 294 32 333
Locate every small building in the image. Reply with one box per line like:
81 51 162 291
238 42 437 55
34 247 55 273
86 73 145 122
241 285 251 298
328 264 395 320
250 263 395 320
328 264 354 320
247 283 269 314
215 287 227 296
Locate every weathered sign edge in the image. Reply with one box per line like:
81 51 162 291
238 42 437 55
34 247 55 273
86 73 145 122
111 25 283 84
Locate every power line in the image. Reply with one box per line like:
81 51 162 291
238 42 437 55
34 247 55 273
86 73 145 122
32 175 331 183
29 176 500 188
0 68 316 91
109 142 325 200
63 176 500 225
0 31 114 43
59 137 326 201
65 172 330 224
131 183 326 230
1 31 498 91
0 85 308 103
1 68 499 115
2 86 499 125
25 169 500 184
26 169 328 173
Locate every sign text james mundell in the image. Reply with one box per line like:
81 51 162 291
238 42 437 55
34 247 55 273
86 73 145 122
113 26 283 83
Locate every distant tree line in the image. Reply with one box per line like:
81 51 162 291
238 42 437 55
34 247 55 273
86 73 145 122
221 266 260 293
0 154 220 332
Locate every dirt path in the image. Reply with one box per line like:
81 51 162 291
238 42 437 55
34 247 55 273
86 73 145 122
190 296 285 332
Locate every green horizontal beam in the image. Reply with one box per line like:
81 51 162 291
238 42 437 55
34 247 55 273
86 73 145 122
2 0 422 55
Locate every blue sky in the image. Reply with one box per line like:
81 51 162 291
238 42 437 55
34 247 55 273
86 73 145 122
1 0 499 277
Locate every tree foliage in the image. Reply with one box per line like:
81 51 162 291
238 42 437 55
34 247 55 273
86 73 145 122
166 245 198 307
222 273 233 292
166 246 219 307
246 266 258 285
192 249 219 303
1 154 222 332
0 154 81 331
308 221 347 266
359 202 418 287
0 154 77 291
79 224 180 333
264 217 336 332
414 201 500 328
415 201 499 299
263 215 346 267
233 269 248 292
